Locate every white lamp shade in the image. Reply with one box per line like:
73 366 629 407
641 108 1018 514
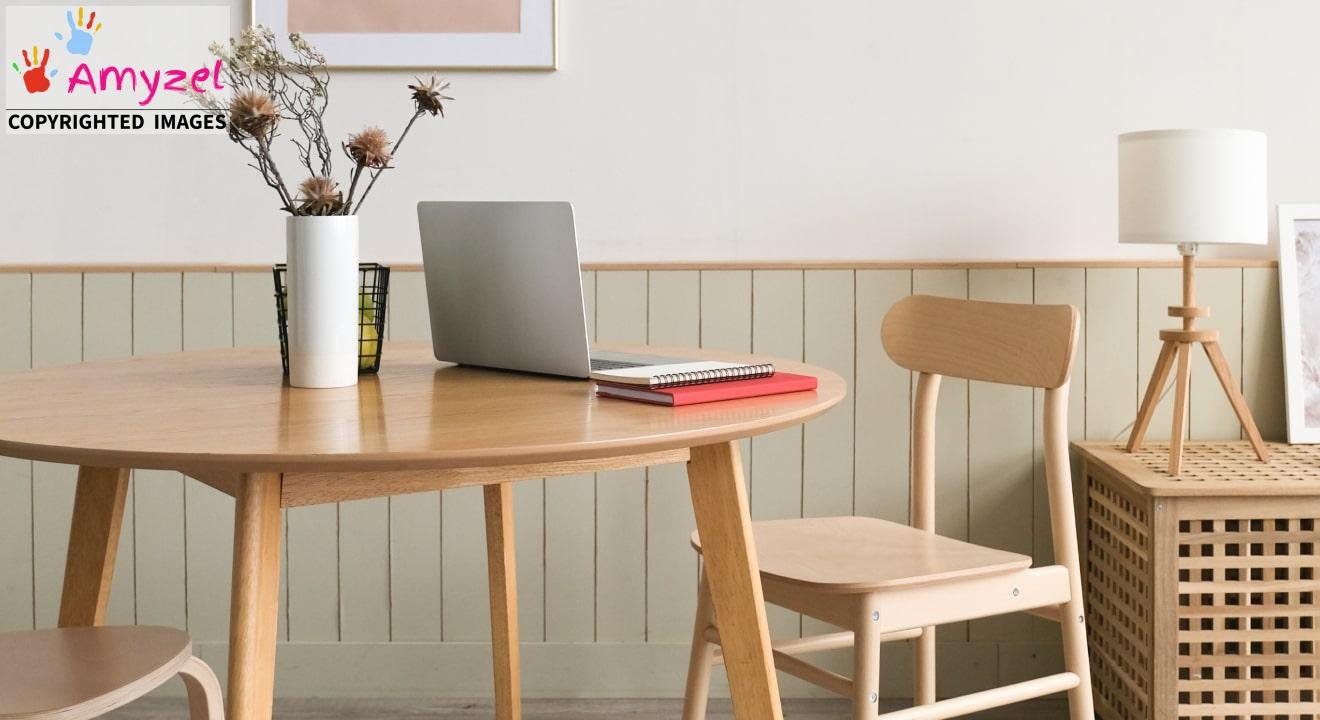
1118 128 1267 246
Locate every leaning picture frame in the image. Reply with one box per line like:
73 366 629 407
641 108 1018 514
251 0 556 70
1277 203 1320 442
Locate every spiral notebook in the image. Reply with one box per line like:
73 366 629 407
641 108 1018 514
589 360 775 389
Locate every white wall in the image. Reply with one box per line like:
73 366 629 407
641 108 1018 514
4 0 1319 264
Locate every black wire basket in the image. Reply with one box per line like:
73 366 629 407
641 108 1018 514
273 263 391 375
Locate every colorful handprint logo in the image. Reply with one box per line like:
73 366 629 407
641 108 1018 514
55 7 102 56
11 46 56 94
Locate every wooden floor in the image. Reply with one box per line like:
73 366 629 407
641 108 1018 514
106 697 1069 719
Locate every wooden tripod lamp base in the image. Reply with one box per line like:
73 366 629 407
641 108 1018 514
1125 249 1269 474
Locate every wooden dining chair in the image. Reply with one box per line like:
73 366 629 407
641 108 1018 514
681 294 1094 720
0 626 224 720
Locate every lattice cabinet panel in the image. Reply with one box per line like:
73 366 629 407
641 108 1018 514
1076 442 1320 720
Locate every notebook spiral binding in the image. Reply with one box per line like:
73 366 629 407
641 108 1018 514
650 363 775 389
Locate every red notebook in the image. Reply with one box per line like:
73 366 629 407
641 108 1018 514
595 372 818 406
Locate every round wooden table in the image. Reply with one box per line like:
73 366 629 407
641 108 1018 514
0 342 844 720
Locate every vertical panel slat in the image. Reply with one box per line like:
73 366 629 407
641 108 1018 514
910 269 970 643
750 269 804 638
593 270 647 642
82 274 135 626
233 271 278 348
700 270 753 479
387 272 441 641
131 274 187 630
1190 268 1243 439
31 273 82 628
967 269 1034 641
544 272 597 642
1085 268 1139 441
802 270 856 518
0 274 33 631
1242 268 1285 441
802 270 855 644
182 273 239 642
1136 268 1181 442
854 270 911 523
646 271 700 643
442 485 490 642
1031 268 1086 643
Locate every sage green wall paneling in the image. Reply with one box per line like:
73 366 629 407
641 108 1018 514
1136 268 1181 442
699 269 753 497
182 273 242 642
800 270 856 645
442 486 492 642
386 272 442 641
967 269 1034 642
1084 269 1139 441
910 269 969 643
544 271 597 642
802 270 856 519
593 271 648 642
646 271 701 643
229 270 293 643
0 274 32 631
1242 268 1286 441
233 271 279 347
130 274 187 630
386 271 431 343
853 270 912 523
30 273 82 628
749 269 805 639
1030 268 1086 643
1189 268 1243 440
82 274 135 626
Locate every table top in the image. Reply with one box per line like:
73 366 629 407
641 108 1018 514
0 342 845 473
1073 441 1320 496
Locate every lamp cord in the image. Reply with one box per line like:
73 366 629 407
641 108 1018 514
1111 375 1178 441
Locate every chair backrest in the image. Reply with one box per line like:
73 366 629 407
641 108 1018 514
882 294 1081 538
881 295 1079 389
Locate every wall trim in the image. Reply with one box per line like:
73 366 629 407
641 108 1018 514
0 258 1278 273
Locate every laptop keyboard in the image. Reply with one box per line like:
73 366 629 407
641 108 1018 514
590 358 646 371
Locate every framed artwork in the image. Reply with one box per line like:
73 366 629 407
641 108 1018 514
1277 204 1320 442
252 0 556 70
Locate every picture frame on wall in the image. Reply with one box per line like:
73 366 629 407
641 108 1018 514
251 0 556 70
1277 203 1320 442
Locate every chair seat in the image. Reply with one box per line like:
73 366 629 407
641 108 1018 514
692 516 1032 593
0 626 193 720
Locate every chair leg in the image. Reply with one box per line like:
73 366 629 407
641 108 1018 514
178 655 225 720
853 600 882 720
913 625 935 705
682 568 718 720
1060 596 1095 720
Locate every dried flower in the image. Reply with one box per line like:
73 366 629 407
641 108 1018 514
345 127 392 169
408 75 452 117
228 89 279 137
296 176 344 215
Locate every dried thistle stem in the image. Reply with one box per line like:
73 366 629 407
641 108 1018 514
351 110 423 215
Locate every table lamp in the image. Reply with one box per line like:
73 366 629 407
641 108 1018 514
1118 128 1270 474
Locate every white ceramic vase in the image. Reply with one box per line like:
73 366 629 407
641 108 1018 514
286 215 360 388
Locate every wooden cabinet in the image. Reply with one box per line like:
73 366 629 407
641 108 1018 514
1074 442 1320 720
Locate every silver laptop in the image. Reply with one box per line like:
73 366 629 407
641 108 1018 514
416 201 694 378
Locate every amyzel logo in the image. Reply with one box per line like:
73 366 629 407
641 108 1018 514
56 7 102 56
11 5 94 94
12 46 56 93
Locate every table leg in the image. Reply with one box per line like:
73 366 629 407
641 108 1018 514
686 442 783 720
228 473 283 720
483 482 522 720
58 466 130 627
